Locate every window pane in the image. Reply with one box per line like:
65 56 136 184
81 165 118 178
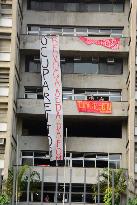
64 3 79 12
107 63 122 75
109 161 116 168
88 28 99 35
22 151 33 156
96 160 108 168
99 62 108 74
34 158 50 166
61 63 74 74
113 4 124 12
84 160 95 168
87 3 99 12
74 63 98 74
22 158 33 166
74 95 86 100
72 160 83 167
55 3 64 11
100 4 113 12
76 27 87 33
109 154 120 160
109 96 121 102
71 194 84 202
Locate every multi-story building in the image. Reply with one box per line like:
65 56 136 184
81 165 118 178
1 0 137 204
0 0 20 177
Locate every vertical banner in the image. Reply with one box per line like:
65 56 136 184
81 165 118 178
40 36 63 161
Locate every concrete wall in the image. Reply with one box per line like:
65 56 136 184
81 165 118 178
17 99 128 117
20 35 129 53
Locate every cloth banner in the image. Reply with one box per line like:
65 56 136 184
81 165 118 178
79 36 120 50
40 36 63 161
76 100 112 114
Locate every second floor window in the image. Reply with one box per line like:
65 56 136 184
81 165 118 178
61 57 123 75
25 55 123 75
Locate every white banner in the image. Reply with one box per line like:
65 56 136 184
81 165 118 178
40 36 63 161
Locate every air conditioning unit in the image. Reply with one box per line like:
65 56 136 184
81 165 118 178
92 57 99 63
107 58 115 64
0 139 5 145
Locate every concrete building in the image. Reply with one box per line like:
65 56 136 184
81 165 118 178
1 0 137 204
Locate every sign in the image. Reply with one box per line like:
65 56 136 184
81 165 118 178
40 36 63 161
76 101 112 114
79 36 120 50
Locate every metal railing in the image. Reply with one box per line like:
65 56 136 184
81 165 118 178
10 166 128 205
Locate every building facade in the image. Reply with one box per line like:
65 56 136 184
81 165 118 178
1 0 137 204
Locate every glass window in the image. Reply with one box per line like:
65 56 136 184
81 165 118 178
63 27 74 36
79 3 87 12
25 56 40 73
22 158 33 166
40 2 52 11
96 160 108 168
100 3 113 12
22 151 33 156
99 62 108 74
64 3 79 12
55 3 64 11
87 3 99 12
74 62 98 74
88 28 99 35
84 160 95 168
109 96 121 102
61 62 74 74
63 90 73 100
113 3 124 12
76 27 87 33
72 160 83 167
107 63 123 75
109 154 120 160
99 29 111 35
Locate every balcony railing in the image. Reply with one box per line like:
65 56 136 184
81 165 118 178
20 34 129 53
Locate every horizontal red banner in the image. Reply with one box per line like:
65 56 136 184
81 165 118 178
76 100 112 114
79 36 120 50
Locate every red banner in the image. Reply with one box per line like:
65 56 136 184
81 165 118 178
79 36 120 50
76 101 112 114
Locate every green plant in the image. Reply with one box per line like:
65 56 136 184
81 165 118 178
104 188 112 205
97 168 127 205
5 165 40 201
0 193 9 205
128 198 137 205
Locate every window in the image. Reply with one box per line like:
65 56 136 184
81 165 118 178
21 151 50 166
64 118 122 138
21 151 121 169
22 119 48 136
25 87 43 99
25 55 40 73
27 25 123 37
27 0 124 12
63 88 122 102
61 57 123 75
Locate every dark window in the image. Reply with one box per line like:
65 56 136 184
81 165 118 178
22 118 48 136
64 118 122 138
25 56 40 73
27 0 124 12
61 57 123 75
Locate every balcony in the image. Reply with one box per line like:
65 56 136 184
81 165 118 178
20 34 129 54
17 99 128 118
